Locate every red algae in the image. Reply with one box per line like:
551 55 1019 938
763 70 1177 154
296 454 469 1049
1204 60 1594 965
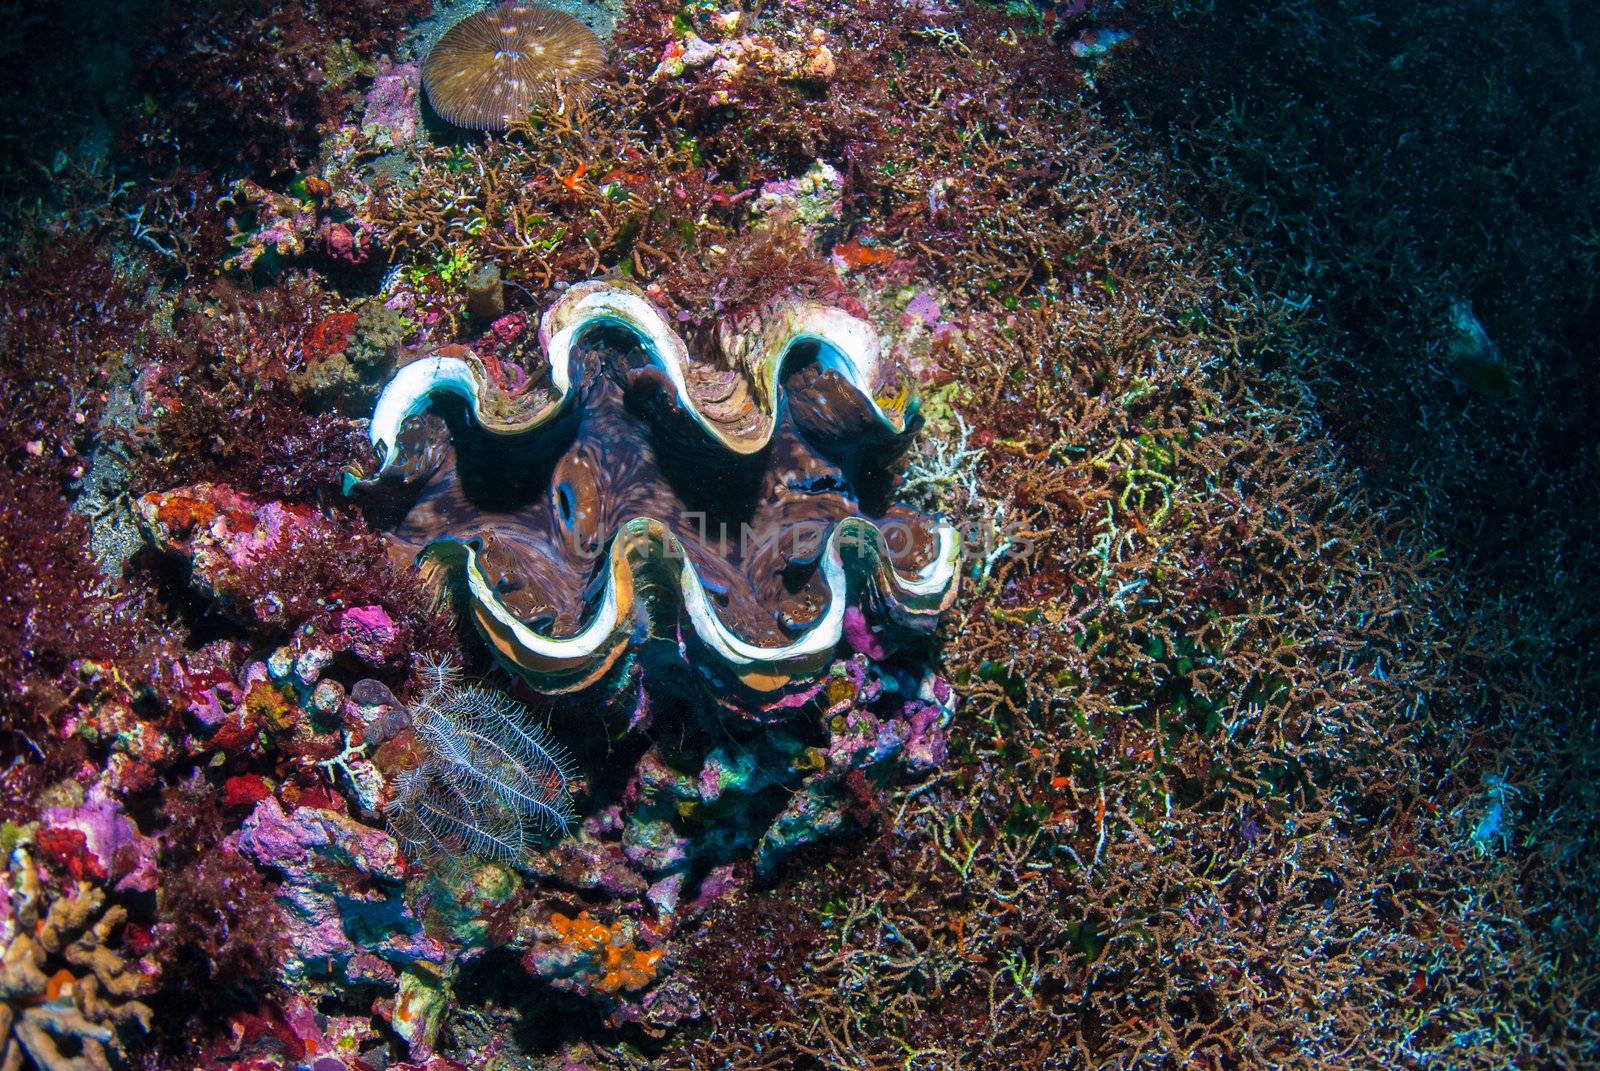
130 0 434 180
304 310 361 361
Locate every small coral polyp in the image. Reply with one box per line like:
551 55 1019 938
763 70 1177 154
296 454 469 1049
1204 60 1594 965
359 280 960 697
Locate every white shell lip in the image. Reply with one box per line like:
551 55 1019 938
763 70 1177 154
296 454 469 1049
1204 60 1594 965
363 279 911 476
436 515 960 694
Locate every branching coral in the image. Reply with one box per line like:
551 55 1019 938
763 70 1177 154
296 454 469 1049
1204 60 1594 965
1 879 154 1071
0 0 1590 1065
665 275 1458 1066
361 84 718 295
631 9 1599 1063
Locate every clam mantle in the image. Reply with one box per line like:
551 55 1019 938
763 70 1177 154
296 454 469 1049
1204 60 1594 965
356 280 960 694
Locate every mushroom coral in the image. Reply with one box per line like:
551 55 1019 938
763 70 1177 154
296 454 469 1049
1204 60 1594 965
422 3 605 130
356 280 960 696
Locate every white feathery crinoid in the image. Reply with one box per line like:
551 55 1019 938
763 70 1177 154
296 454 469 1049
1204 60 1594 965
386 664 575 866
414 651 464 699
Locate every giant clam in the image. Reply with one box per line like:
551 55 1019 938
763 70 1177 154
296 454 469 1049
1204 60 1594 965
356 280 960 696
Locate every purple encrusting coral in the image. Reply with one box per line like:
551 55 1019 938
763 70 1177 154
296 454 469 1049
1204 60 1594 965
40 790 160 894
234 797 448 982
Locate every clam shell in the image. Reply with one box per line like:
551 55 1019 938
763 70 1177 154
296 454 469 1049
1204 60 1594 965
428 516 959 694
365 280 913 474
360 280 957 694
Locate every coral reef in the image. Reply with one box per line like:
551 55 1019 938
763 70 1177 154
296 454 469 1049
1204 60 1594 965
362 60 426 149
524 910 663 996
468 645 958 1028
0 0 1595 1067
137 482 450 652
235 796 449 984
1 875 155 1071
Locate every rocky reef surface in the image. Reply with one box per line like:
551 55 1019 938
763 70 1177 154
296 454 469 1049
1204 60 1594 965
1 0 1597 1069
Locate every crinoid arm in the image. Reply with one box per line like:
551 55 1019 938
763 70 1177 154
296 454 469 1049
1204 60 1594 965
386 669 576 867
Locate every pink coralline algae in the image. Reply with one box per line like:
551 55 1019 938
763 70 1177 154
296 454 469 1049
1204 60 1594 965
221 179 321 273
221 176 376 274
163 640 246 732
191 989 466 1071
320 220 369 265
508 655 956 1020
234 797 450 983
339 605 401 667
137 482 439 659
755 159 844 227
650 24 837 104
903 288 943 327
40 787 160 893
60 669 180 797
137 483 321 628
841 604 888 660
362 61 423 148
